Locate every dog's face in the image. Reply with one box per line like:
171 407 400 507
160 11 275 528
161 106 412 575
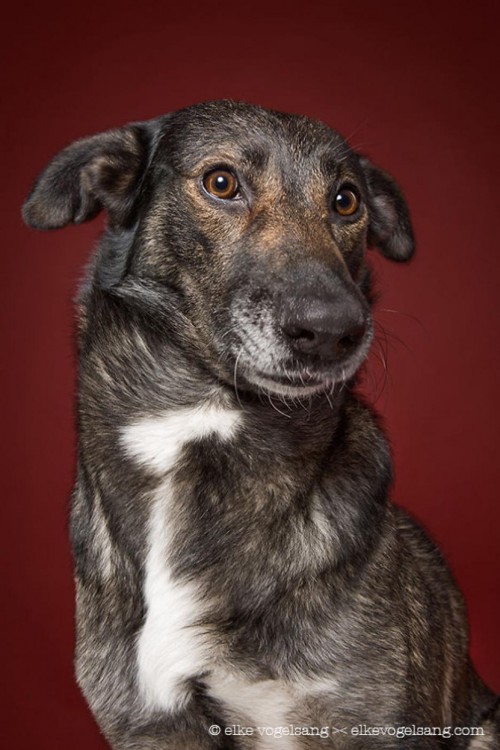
23 101 414 397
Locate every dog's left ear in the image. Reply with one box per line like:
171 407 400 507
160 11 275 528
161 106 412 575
22 119 160 231
359 156 415 262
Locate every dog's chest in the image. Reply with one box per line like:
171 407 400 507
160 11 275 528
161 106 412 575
121 402 332 746
121 401 243 713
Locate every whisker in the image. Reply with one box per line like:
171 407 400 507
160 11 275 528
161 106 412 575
233 347 244 410
373 320 412 354
267 392 292 419
378 308 426 332
325 390 334 410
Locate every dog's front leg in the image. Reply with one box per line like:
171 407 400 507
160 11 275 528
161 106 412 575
74 582 237 750
104 712 236 750
84 683 237 750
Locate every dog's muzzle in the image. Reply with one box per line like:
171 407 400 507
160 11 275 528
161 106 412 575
227 274 372 397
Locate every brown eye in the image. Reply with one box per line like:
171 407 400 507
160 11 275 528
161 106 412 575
203 169 239 200
334 187 360 216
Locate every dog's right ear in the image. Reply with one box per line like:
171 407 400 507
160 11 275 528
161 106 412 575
22 120 160 230
358 156 415 263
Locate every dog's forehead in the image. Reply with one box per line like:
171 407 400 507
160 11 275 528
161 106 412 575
158 101 353 175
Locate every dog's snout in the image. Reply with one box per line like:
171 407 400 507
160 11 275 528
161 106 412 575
280 295 367 360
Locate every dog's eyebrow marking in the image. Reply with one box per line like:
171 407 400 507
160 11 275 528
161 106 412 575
240 145 270 171
182 150 242 177
320 153 352 177
120 402 241 713
183 143 271 178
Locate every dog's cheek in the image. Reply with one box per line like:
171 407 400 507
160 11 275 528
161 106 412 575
170 198 249 316
177 251 236 348
332 219 369 282
129 187 213 284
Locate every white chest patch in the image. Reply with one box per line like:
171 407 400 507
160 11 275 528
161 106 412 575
121 401 241 474
121 401 242 713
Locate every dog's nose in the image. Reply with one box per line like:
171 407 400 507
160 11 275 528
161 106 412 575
280 295 367 359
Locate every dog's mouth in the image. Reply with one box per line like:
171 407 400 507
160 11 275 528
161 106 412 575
241 369 335 397
232 331 373 399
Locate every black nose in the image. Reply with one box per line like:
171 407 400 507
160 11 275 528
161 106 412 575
280 294 367 360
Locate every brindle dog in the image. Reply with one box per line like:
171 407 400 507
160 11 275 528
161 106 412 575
23 101 498 748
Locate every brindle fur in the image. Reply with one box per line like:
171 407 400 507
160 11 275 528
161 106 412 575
23 101 499 748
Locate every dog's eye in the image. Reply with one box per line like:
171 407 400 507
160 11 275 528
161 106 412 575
203 169 239 200
333 187 360 217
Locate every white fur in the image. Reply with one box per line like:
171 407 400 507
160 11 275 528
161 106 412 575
135 487 211 712
121 402 338 735
208 670 298 749
121 402 241 712
468 730 494 749
207 670 339 749
121 402 241 474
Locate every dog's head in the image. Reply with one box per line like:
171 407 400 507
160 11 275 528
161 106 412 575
23 101 414 398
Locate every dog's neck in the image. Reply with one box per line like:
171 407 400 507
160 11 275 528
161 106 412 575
77 277 392 572
83 275 391 483
80 277 355 452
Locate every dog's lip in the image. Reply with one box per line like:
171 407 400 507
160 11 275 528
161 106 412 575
254 368 324 385
238 348 370 396
243 368 336 396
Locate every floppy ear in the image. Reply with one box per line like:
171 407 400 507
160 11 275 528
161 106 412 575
22 120 159 230
359 156 415 262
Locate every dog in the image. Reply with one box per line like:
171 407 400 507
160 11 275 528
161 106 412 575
23 101 499 748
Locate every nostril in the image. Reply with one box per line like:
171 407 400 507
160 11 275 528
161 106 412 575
284 326 316 342
337 324 367 354
282 321 367 359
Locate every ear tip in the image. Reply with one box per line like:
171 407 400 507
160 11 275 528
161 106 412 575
22 192 72 230
382 236 416 263
400 224 416 261
21 197 44 229
370 223 416 262
405 240 416 261
22 201 50 229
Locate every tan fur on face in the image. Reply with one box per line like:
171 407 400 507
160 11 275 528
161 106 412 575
181 154 367 279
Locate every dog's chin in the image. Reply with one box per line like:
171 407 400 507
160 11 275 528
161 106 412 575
242 372 333 398
238 359 362 399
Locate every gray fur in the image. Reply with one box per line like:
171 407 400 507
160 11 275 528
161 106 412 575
23 101 498 748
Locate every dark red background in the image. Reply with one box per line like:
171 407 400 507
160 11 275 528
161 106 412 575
2 1 499 747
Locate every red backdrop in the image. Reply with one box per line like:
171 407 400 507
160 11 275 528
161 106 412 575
2 1 499 746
